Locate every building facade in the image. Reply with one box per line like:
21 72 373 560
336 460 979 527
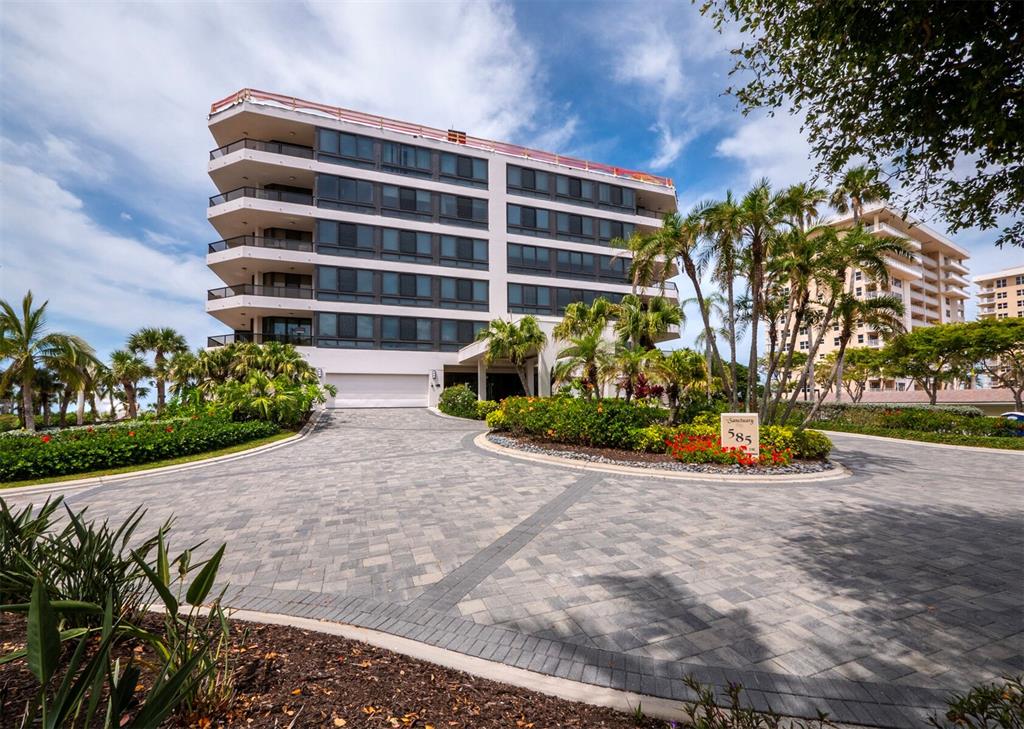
974 264 1024 320
794 205 971 392
205 90 678 407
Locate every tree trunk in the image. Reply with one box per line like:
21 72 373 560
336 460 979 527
746 234 764 413
76 389 86 426
780 290 841 425
21 373 36 433
727 277 738 410
801 335 850 429
58 389 72 427
681 254 730 402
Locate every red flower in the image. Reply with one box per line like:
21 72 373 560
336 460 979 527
129 431 135 437
40 435 51 443
87 427 94 432
166 427 174 433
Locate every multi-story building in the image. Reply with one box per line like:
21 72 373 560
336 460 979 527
205 89 678 407
975 264 1024 320
793 204 971 392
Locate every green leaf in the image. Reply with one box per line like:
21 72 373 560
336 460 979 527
26 577 60 686
186 543 225 606
0 600 102 614
131 550 178 615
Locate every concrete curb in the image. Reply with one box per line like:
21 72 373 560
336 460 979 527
231 607 693 724
474 432 851 484
1 411 325 496
822 429 1024 454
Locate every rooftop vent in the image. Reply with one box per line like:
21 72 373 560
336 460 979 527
447 129 467 144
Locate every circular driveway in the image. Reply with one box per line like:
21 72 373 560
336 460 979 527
6 409 1022 727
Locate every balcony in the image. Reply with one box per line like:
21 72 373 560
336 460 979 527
208 187 313 207
207 332 313 347
208 235 313 254
210 138 313 161
207 284 314 300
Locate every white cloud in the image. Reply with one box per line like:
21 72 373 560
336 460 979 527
0 162 216 352
120 212 133 221
587 3 737 170
715 113 815 187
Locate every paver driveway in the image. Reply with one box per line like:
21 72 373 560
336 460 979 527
6 409 1022 727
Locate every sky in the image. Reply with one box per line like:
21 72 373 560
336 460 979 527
0 0 1019 363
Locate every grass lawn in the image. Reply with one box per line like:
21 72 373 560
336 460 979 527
815 422 1024 450
0 430 295 490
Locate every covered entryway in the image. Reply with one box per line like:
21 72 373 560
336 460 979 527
451 338 549 401
326 374 428 408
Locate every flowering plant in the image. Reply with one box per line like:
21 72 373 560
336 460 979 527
665 433 793 467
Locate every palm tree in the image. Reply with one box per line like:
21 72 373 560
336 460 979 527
700 191 745 409
552 298 616 341
625 208 732 403
780 182 828 232
803 293 905 423
476 316 547 396
108 349 151 419
614 295 682 350
649 348 710 423
0 291 93 432
829 165 891 223
552 331 614 399
49 338 100 427
610 345 654 403
128 327 188 415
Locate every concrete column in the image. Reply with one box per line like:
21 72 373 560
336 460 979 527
476 359 486 401
538 352 552 396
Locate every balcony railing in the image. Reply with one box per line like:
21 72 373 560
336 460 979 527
208 235 314 253
207 284 314 300
207 332 313 347
210 138 313 160
208 187 313 207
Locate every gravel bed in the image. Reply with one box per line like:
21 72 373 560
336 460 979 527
487 433 838 476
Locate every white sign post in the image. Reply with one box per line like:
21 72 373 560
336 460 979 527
720 413 759 458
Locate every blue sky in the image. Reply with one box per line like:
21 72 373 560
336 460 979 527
1 1 1018 363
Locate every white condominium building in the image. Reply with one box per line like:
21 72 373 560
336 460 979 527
975 264 1024 320
205 89 678 407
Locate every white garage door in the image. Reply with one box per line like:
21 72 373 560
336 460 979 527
326 374 427 408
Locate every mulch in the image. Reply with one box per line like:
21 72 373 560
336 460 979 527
512 436 678 465
0 611 671 728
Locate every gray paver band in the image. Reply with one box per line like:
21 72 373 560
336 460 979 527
5 408 1021 729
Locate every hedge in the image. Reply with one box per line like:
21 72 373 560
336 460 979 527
501 396 664 449
795 402 1022 438
810 422 1024 450
0 418 280 481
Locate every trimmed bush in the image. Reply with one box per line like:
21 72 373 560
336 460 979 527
0 418 280 482
0 414 20 433
437 384 479 419
797 402 1022 438
485 409 508 430
502 396 663 449
630 422 831 460
476 400 500 420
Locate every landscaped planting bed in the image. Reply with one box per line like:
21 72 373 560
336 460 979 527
489 398 835 474
0 612 669 728
0 418 280 482
487 433 837 476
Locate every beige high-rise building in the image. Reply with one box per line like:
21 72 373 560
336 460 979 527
792 205 971 392
974 264 1024 320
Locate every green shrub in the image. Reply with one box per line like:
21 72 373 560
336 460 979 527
503 396 663 449
798 402 1022 438
794 429 833 459
485 409 508 430
0 414 19 432
476 399 500 420
437 384 479 419
691 411 722 428
630 424 676 452
0 418 279 482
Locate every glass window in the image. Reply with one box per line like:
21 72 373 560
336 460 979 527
382 142 431 172
317 312 337 338
508 204 548 231
317 220 374 250
507 165 549 192
318 129 374 163
440 153 487 183
318 175 373 206
441 195 487 223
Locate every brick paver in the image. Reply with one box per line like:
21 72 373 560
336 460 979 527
6 409 1022 728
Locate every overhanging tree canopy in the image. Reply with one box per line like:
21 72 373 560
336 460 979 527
702 0 1024 247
